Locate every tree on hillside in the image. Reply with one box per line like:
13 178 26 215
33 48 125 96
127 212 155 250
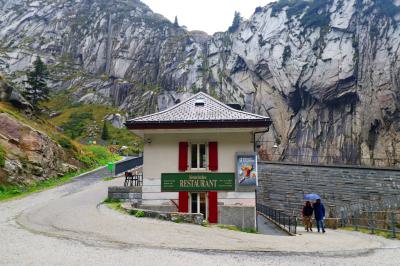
101 121 110 141
228 11 242 33
23 56 49 109
174 16 179 26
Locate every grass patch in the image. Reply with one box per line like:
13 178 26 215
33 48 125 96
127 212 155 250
217 224 258 234
0 144 120 202
0 169 88 202
0 143 5 167
47 102 142 150
102 176 116 181
103 200 126 214
342 227 400 240
77 145 121 168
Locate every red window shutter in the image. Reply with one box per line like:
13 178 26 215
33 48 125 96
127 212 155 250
208 192 218 223
208 142 218 171
178 142 188 171
178 192 189 212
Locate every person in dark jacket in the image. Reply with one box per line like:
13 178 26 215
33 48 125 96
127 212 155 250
302 201 313 232
313 199 326 233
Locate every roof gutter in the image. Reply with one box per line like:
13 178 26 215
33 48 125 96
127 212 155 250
253 128 270 152
125 119 272 130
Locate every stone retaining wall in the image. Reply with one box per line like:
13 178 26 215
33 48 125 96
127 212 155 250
120 203 204 225
257 162 400 217
108 186 142 202
218 206 255 229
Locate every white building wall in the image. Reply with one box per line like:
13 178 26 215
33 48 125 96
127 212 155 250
142 131 255 207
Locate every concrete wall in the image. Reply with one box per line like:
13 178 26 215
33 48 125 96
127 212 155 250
257 162 400 217
218 206 256 229
142 131 255 207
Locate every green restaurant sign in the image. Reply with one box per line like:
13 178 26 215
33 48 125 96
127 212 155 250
161 172 235 192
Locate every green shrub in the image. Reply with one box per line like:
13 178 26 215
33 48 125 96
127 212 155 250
0 144 5 168
134 210 145 218
201 220 209 227
172 216 184 223
57 137 73 149
103 198 121 203
60 112 94 139
228 11 242 33
101 121 110 141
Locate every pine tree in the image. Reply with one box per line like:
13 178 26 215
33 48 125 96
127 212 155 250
24 56 49 109
174 16 179 26
101 121 110 141
228 11 242 33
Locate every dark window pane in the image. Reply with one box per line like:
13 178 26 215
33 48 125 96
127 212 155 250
200 192 206 218
191 144 197 168
199 144 206 168
191 193 198 213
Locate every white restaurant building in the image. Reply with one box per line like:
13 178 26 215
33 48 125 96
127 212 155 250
126 92 272 227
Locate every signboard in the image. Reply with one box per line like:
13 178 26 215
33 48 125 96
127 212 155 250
161 172 235 192
236 153 258 187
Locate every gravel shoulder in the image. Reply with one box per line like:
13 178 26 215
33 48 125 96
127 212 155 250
1 174 399 265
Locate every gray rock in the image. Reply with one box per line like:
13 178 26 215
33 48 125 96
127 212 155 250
1 0 400 166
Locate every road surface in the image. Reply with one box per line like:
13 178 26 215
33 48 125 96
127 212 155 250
1 168 399 265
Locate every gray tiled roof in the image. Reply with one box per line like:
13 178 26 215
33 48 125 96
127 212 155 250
127 92 270 122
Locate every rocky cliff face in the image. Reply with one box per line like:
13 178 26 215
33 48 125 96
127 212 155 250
1 0 400 166
0 112 77 185
0 77 78 185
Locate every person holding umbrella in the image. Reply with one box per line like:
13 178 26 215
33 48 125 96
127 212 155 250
304 194 325 233
302 201 313 232
313 198 326 233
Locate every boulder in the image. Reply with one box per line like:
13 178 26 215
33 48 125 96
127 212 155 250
104 113 126 129
0 76 33 112
0 113 70 185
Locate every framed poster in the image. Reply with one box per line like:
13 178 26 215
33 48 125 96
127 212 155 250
236 153 258 187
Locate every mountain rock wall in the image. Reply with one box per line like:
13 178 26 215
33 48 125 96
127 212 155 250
1 0 400 166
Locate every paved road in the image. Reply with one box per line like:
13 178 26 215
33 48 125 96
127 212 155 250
257 215 288 236
0 169 399 265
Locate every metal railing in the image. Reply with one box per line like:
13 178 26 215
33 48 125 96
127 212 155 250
115 156 143 175
257 203 297 234
341 210 399 238
124 172 143 187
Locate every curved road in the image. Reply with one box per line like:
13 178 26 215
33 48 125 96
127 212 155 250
1 168 399 265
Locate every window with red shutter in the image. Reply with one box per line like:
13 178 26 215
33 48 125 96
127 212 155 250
178 142 188 171
208 191 218 223
208 142 218 171
178 192 189 212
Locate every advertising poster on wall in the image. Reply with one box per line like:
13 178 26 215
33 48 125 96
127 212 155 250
236 153 258 187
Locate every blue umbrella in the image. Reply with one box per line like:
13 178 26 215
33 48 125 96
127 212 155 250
304 194 321 200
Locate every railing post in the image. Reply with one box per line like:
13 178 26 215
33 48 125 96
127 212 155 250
391 212 397 239
368 210 375 234
278 211 281 225
355 213 359 231
341 210 346 227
